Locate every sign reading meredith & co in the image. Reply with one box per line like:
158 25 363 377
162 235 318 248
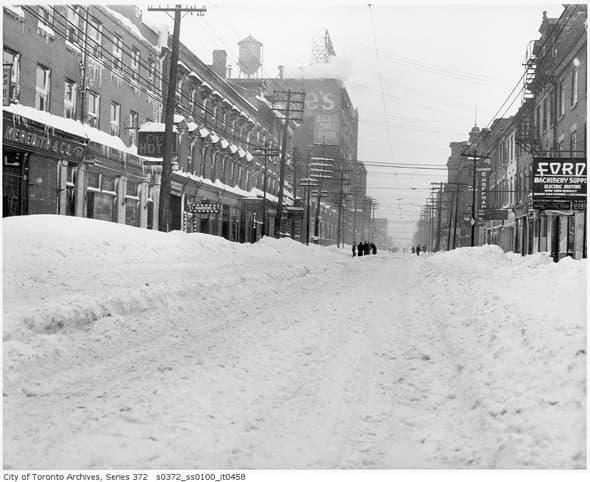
3 121 87 162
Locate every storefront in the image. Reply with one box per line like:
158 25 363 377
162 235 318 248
3 110 88 217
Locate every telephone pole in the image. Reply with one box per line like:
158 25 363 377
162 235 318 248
269 90 305 237
148 4 206 232
460 149 490 246
252 146 280 237
434 182 443 252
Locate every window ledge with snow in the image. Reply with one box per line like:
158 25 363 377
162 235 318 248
4 6 25 21
37 23 55 40
65 40 82 55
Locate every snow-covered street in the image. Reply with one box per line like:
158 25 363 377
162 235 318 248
2 216 586 469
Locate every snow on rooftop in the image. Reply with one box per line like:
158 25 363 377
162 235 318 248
138 122 178 134
4 103 88 139
100 6 158 50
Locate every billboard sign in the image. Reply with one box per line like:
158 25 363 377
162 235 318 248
533 157 587 201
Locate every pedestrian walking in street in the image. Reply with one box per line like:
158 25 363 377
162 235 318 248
416 245 421 256
411 246 415 254
352 243 356 257
357 241 364 257
363 241 370 256
370 242 377 255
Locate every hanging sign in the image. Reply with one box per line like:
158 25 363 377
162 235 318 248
138 131 176 157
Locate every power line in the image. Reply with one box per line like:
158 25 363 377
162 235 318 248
367 4 395 166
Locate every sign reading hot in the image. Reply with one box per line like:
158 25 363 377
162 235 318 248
532 157 587 206
138 131 176 158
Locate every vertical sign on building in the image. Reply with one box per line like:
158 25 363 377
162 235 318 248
3 64 12 106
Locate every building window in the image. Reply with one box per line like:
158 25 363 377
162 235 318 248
131 47 140 82
148 58 155 83
88 17 102 59
112 34 122 71
541 97 548 132
66 6 81 44
110 102 121 137
571 60 579 106
87 90 100 127
128 111 139 146
190 89 199 117
35 64 51 111
64 79 77 119
3 48 20 101
570 131 577 154
559 79 565 117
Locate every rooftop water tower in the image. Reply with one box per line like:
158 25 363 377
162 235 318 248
237 34 263 78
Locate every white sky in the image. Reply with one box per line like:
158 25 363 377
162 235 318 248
139 0 566 246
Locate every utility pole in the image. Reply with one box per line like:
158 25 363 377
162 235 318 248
252 146 280 237
453 189 460 249
336 163 347 248
435 182 443 252
148 5 206 232
269 90 304 238
446 186 455 251
79 6 89 123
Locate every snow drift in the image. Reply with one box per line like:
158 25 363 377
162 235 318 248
2 216 586 469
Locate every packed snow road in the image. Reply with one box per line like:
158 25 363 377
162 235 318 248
3 216 586 469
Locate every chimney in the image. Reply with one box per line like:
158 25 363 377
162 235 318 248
278 65 284 79
212 50 227 79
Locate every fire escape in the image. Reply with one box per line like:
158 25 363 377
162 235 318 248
515 40 541 155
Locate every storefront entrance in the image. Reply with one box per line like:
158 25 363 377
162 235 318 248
2 149 28 217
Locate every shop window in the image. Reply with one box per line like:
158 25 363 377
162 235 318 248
112 34 122 71
86 171 117 222
110 102 121 137
125 180 140 227
35 64 51 111
64 79 77 119
87 90 100 127
3 48 20 102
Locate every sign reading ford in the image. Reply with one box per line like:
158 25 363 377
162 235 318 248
533 158 587 203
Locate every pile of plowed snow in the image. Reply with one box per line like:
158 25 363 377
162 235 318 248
2 215 345 342
419 244 586 468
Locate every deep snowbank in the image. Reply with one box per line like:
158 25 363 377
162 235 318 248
419 244 586 468
2 215 344 343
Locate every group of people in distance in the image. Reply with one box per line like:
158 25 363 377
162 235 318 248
411 245 425 256
353 241 377 257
